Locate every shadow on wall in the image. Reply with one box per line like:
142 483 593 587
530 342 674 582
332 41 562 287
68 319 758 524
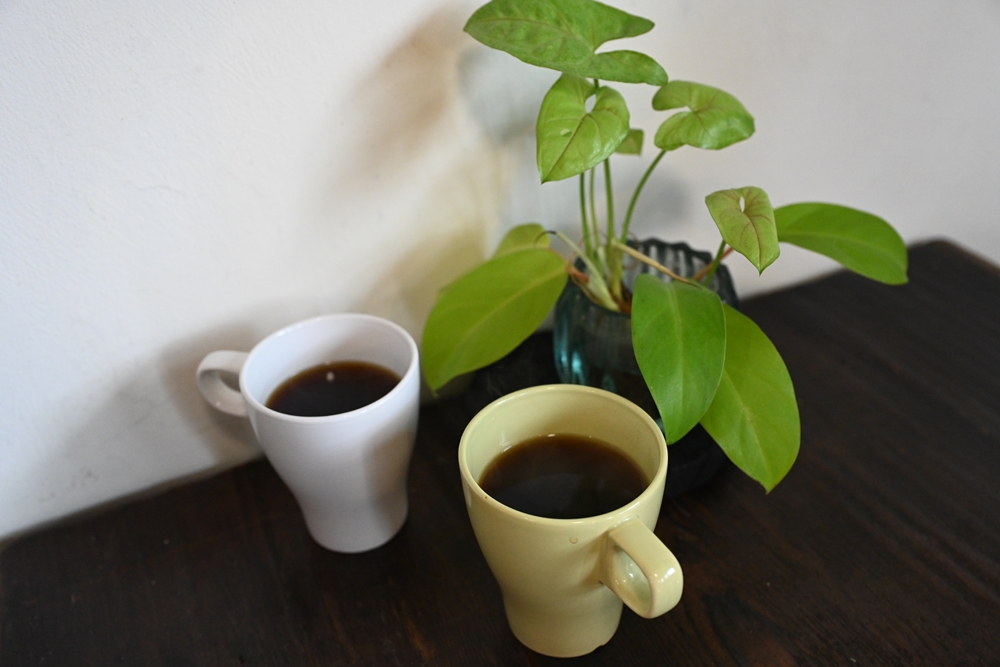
40 6 699 522
317 6 560 340
329 7 474 199
45 5 611 515
455 32 553 146
144 8 519 480
360 201 487 344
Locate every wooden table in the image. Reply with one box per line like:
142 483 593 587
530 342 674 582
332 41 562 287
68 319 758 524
3 240 998 665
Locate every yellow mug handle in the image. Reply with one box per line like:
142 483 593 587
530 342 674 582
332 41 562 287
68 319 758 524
601 518 684 618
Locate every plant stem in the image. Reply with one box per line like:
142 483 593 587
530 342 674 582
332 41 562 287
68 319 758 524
588 168 598 251
579 173 593 258
589 79 604 272
603 159 624 300
603 158 615 245
586 167 606 278
556 231 619 311
620 148 667 243
695 241 732 284
611 240 699 287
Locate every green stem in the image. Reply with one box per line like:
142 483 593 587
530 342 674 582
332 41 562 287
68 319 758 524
603 159 623 300
586 168 607 279
620 149 666 243
579 173 593 258
603 158 615 246
697 240 731 285
589 79 605 274
588 168 598 251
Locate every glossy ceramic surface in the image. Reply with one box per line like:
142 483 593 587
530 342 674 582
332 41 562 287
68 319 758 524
197 314 420 553
458 385 683 657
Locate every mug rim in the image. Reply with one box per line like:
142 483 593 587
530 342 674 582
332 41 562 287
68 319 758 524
239 313 419 423
458 384 668 526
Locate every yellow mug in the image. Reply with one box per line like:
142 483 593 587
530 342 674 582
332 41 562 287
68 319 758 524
458 384 683 657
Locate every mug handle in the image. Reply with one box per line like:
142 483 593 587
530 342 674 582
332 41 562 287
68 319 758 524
600 518 684 618
196 351 250 417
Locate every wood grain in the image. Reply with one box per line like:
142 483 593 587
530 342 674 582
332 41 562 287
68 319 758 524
2 240 998 665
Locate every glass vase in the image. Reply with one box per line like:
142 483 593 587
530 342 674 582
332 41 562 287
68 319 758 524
552 239 739 498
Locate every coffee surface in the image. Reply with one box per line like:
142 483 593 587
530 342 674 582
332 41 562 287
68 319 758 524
479 434 647 520
266 361 400 417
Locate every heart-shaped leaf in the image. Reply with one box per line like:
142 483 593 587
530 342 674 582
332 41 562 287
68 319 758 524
537 75 630 182
564 50 667 86
700 305 800 493
422 248 568 390
493 223 550 257
465 0 667 85
653 81 755 151
632 275 726 444
705 187 779 274
775 203 908 284
616 128 644 155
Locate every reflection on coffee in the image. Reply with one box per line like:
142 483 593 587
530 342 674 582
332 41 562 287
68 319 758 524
479 434 647 520
266 361 400 417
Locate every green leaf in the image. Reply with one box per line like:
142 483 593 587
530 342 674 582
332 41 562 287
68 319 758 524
493 223 550 257
775 203 908 285
616 128 643 155
652 81 755 151
564 51 667 86
536 75 630 182
464 0 667 85
700 305 800 493
632 275 726 444
705 187 779 273
422 248 568 390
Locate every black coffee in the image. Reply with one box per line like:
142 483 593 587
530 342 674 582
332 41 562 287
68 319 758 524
479 434 647 520
266 361 400 417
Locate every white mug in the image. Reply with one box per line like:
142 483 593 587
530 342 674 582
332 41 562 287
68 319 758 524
197 314 420 553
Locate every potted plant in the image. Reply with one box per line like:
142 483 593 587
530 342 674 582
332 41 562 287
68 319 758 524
421 0 908 493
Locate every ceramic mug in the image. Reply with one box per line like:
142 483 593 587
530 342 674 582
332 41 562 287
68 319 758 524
458 384 683 658
196 313 420 553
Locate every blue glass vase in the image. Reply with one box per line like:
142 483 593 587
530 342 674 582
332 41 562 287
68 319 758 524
552 239 739 498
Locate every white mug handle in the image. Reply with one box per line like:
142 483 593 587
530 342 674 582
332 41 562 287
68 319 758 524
600 517 684 618
196 351 250 417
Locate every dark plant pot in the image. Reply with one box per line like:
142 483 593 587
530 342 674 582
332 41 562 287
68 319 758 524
552 239 739 498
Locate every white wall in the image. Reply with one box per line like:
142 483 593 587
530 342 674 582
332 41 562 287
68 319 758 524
2 0 998 540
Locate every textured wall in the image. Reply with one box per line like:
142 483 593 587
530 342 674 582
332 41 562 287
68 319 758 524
2 0 998 539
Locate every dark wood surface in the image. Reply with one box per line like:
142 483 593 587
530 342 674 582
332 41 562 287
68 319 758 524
2 240 999 666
